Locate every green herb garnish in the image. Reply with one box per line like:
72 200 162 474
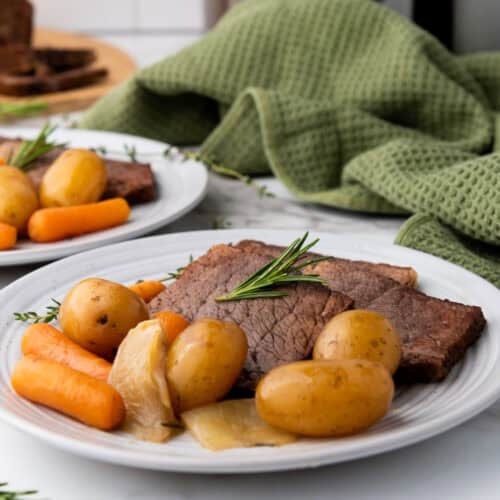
13 299 61 324
163 147 274 199
0 101 47 122
10 124 65 171
216 233 329 302
158 255 194 282
212 218 232 230
0 482 38 499
123 144 138 162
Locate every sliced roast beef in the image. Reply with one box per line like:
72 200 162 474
149 244 354 390
0 138 156 204
151 240 486 387
234 240 486 383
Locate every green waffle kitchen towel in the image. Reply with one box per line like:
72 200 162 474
80 0 500 287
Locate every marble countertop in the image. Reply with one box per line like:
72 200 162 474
1 124 499 499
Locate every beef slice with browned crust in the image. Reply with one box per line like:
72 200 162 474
149 244 353 390
236 240 485 383
0 138 156 204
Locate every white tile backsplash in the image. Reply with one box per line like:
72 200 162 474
32 0 137 31
137 0 207 30
31 0 221 33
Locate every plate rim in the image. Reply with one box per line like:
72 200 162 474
1 228 499 473
0 127 208 266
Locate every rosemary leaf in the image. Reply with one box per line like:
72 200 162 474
216 233 328 302
11 124 65 171
0 482 38 499
0 101 47 122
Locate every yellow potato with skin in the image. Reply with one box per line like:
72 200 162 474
256 359 394 437
166 319 248 414
59 278 150 359
0 166 38 230
39 149 107 207
313 310 401 374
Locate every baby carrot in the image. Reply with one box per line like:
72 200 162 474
11 355 125 431
0 222 17 250
21 323 112 381
27 197 130 243
129 280 167 303
154 311 190 344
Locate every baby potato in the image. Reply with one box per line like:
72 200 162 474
39 149 107 208
256 359 394 437
166 319 248 414
59 278 150 359
313 310 401 375
0 166 39 231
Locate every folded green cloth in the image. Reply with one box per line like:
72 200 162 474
80 0 500 287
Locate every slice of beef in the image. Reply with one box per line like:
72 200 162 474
234 240 486 383
0 0 33 46
0 138 156 204
235 240 418 288
149 244 354 390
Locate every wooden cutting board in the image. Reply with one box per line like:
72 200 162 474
0 28 137 114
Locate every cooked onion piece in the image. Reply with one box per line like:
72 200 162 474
108 319 178 442
181 399 296 451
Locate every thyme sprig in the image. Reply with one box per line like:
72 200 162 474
216 233 330 302
11 124 65 171
0 482 38 499
13 299 61 324
123 144 138 162
164 147 274 199
14 257 194 323
156 255 194 282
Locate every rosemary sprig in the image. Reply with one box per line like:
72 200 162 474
0 482 38 499
164 147 274 199
10 124 65 171
13 299 61 324
0 101 47 122
216 233 330 302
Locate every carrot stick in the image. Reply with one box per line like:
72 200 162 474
21 323 112 381
154 311 190 344
27 197 130 243
0 222 17 250
11 355 125 430
129 281 167 303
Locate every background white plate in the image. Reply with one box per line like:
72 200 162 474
0 127 208 266
0 229 499 474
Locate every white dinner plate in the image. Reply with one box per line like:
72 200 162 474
0 127 208 266
0 229 499 474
